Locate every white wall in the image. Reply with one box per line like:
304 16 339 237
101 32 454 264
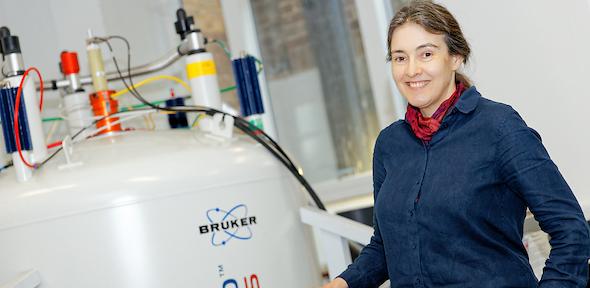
0 0 183 86
438 0 590 210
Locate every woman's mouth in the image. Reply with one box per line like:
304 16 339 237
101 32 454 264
407 81 430 88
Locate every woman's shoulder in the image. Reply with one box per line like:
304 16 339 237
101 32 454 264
477 96 515 115
372 120 409 153
476 95 536 139
378 119 409 142
381 119 406 135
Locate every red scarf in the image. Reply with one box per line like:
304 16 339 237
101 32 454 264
405 82 465 141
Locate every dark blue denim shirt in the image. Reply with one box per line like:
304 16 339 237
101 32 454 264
339 86 590 287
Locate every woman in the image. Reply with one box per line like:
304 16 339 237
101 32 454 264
323 1 590 287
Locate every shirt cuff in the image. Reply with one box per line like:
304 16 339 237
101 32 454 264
338 268 365 288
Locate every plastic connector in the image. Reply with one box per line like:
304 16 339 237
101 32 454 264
200 113 234 140
57 136 83 170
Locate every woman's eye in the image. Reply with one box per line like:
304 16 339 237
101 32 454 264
422 52 433 59
394 56 406 63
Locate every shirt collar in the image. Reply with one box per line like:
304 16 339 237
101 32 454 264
453 85 481 114
403 85 481 124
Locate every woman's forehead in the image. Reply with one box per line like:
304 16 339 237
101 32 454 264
390 22 446 53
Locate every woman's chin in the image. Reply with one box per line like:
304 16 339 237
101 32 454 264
406 97 430 109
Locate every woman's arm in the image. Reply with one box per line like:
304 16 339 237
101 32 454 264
336 134 389 288
497 108 590 287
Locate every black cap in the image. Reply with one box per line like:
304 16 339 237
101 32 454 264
0 27 10 38
1 36 21 55
174 8 196 40
0 27 9 55
0 27 21 55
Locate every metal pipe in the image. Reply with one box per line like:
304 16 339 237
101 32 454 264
4 53 24 77
45 44 183 91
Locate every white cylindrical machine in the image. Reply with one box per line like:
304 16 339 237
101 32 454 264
9 149 32 182
0 130 321 288
174 8 222 111
0 127 8 168
185 52 222 110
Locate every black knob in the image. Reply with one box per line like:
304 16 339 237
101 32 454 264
0 27 10 38
1 36 21 55
174 8 195 40
0 27 9 55
0 26 21 55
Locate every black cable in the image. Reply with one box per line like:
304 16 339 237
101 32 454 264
0 161 13 172
38 108 154 168
99 35 293 164
96 37 192 114
233 120 326 210
34 104 326 210
99 36 292 155
233 116 299 171
89 35 326 210
94 36 142 101
40 147 63 167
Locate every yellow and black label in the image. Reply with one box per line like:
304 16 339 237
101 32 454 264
186 60 217 79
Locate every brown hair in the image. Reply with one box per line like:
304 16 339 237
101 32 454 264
386 0 471 86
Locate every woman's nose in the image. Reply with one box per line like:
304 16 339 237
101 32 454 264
406 58 421 77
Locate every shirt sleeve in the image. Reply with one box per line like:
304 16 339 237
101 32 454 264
338 134 389 288
496 108 590 287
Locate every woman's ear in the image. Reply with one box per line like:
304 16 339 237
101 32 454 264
451 55 464 71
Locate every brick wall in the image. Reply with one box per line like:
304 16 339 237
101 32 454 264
181 0 367 99
250 0 313 79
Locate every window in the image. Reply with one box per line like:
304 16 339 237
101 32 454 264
250 0 380 182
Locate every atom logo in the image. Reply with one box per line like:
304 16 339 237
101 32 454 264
205 204 254 246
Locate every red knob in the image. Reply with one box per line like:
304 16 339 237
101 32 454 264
60 51 80 75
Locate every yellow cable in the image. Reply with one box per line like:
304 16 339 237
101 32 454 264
158 111 177 115
111 75 191 99
192 113 205 128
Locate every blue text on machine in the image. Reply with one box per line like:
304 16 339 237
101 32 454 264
199 204 257 246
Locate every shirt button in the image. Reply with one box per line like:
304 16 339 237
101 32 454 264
409 210 414 217
412 243 417 249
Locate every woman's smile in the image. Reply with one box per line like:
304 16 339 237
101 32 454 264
406 80 430 89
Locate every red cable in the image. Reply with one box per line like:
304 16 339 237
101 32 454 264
13 67 44 169
47 141 62 149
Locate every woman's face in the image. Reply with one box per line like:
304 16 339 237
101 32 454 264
390 22 463 117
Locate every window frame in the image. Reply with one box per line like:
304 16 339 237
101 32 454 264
220 0 403 204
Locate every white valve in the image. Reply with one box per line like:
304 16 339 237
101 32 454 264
200 113 234 141
58 136 83 170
